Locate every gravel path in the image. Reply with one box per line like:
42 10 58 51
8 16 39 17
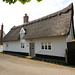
0 53 75 75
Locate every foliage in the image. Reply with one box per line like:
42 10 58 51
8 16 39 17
2 0 42 4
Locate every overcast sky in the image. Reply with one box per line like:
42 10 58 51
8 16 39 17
0 0 75 34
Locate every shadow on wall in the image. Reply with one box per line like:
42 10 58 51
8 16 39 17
0 45 3 52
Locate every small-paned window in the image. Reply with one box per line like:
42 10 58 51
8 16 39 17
41 42 51 50
6 43 8 47
21 43 24 48
41 43 44 49
45 43 47 49
20 33 24 39
20 28 25 39
48 43 51 50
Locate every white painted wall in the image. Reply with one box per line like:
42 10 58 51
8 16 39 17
3 40 29 53
28 36 67 57
3 36 67 57
0 45 3 52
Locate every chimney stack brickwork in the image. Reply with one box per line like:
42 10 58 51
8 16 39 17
23 13 29 23
0 23 3 45
1 23 3 39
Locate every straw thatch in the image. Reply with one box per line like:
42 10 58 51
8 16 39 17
3 3 74 42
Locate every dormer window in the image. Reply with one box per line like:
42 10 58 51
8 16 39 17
20 27 26 39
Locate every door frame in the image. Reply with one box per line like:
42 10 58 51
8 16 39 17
29 43 35 57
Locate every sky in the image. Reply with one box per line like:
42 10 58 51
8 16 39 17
0 0 75 34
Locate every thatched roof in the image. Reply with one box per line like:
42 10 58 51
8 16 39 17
3 3 74 42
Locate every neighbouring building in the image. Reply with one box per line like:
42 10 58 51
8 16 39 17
3 3 74 58
0 23 5 45
0 23 5 52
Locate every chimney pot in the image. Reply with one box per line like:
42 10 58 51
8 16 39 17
1 23 3 39
25 13 27 16
23 13 29 23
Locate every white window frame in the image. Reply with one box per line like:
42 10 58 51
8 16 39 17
6 43 8 48
21 43 25 48
41 42 51 50
20 27 26 39
20 33 25 39
41 43 44 49
48 42 51 50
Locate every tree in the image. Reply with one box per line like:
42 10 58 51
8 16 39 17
2 0 42 4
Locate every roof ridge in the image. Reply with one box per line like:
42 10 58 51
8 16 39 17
26 3 73 25
11 3 73 30
11 24 25 30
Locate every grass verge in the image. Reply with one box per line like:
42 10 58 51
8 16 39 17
31 57 75 67
31 56 67 65
0 52 67 65
1 52 26 58
1 52 75 67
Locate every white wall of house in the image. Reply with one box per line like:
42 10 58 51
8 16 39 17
3 36 67 57
0 45 3 52
66 22 74 42
28 36 67 57
3 40 29 53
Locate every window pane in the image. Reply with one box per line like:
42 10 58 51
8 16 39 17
45 46 47 49
41 43 44 49
42 46 44 49
20 33 24 39
21 44 22 48
23 44 24 48
45 43 47 49
21 43 24 48
45 43 47 46
48 43 51 50
48 46 51 50
6 44 8 47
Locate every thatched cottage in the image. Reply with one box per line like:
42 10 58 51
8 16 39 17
0 23 5 45
3 3 74 58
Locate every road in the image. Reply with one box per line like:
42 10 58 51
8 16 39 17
0 54 75 75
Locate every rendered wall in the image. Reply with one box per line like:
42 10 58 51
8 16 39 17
3 40 29 53
3 36 67 57
28 36 67 57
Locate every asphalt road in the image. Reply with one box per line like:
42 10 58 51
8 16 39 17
0 54 75 75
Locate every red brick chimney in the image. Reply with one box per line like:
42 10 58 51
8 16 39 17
23 13 29 23
1 23 3 39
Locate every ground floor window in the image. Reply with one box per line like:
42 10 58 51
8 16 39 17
21 43 24 48
6 43 8 47
45 43 47 49
48 43 51 50
41 43 44 49
41 42 51 50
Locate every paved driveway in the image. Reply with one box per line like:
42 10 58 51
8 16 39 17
0 54 75 75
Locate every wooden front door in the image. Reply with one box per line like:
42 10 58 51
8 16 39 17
30 43 35 57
